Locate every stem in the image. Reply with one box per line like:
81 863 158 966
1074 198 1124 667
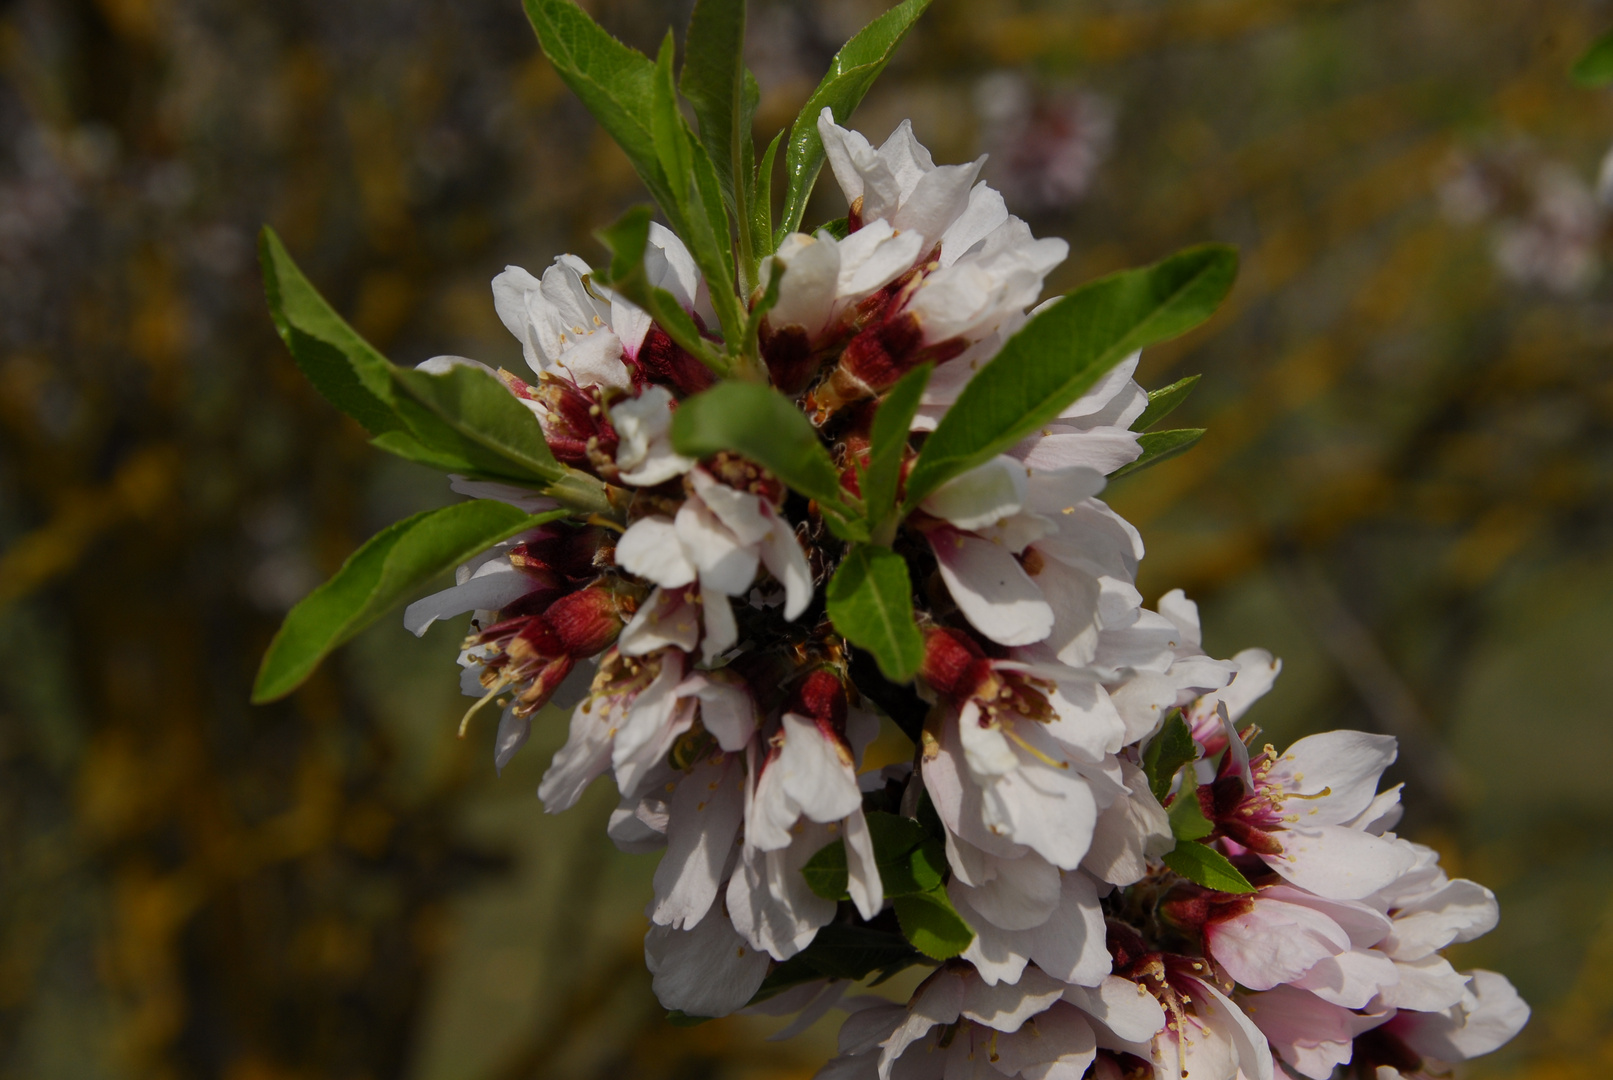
544 470 621 519
733 151 756 296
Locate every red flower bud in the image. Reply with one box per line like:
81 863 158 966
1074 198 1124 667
840 310 926 395
632 325 716 397
515 655 575 715
760 323 820 396
920 628 994 701
507 617 564 664
1158 882 1255 934
786 669 847 740
544 586 625 658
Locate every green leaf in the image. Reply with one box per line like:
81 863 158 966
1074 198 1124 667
523 0 662 204
259 227 402 436
1130 374 1200 432
801 838 850 900
1162 841 1256 894
252 502 570 703
1572 29 1613 87
669 381 851 510
1142 710 1197 803
687 135 745 340
863 364 930 538
1108 428 1206 480
1168 779 1215 843
904 245 1238 510
751 130 782 260
879 836 946 896
648 35 743 345
777 0 934 239
390 362 566 484
749 923 922 1003
826 545 924 683
651 33 693 206
800 811 946 901
595 206 727 375
369 430 485 475
892 886 974 960
816 216 851 240
680 0 747 212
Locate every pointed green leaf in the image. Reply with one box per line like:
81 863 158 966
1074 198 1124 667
801 812 945 901
370 430 485 474
669 381 851 510
252 502 570 703
1142 709 1196 803
802 838 850 900
863 364 930 537
687 133 744 337
1572 29 1613 87
777 0 934 239
680 0 747 210
1108 428 1206 480
259 227 402 436
1131 374 1201 432
524 0 744 341
748 924 922 1004
522 0 663 202
1162 841 1256 894
893 885 973 960
751 130 782 259
651 34 693 206
816 216 851 240
1168 779 1215 843
904 245 1237 510
390 362 565 484
826 545 924 682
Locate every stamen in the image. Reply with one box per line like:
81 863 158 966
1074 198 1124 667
459 675 512 737
1004 724 1069 769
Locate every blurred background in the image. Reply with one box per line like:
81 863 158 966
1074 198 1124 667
1 0 1610 1075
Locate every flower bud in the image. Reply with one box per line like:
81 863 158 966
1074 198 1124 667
760 323 820 395
920 627 993 701
514 654 575 715
632 325 716 398
786 668 848 741
544 586 626 657
1158 881 1255 934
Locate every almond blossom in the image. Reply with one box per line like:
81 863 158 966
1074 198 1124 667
255 29 1530 1072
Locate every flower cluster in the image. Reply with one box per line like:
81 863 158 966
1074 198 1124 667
251 3 1529 1074
396 116 1528 1080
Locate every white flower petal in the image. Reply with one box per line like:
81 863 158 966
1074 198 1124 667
676 499 760 596
921 456 1028 530
645 912 769 1018
931 531 1054 647
403 560 537 635
1061 975 1166 1044
619 586 702 656
1393 969 1529 1062
1262 824 1421 900
1271 729 1399 826
652 753 745 929
616 516 697 588
843 806 884 921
